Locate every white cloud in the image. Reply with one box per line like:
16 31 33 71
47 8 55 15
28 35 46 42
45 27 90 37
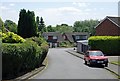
58 7 81 13
78 3 89 7
0 6 9 10
9 3 15 6
84 9 91 12
1 0 119 2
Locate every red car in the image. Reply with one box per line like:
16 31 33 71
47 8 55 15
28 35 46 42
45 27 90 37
84 50 108 67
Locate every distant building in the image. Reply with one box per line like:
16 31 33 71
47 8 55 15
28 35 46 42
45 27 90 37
95 16 120 36
62 32 89 43
42 32 64 48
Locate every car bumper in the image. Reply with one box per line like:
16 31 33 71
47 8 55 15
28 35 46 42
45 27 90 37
90 60 108 64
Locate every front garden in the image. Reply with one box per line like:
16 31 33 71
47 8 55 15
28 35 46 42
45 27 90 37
1 32 49 79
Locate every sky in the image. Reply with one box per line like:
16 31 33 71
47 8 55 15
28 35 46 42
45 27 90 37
0 0 119 26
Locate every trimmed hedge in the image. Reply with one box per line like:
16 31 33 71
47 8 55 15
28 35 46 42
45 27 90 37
2 38 48 79
88 36 120 55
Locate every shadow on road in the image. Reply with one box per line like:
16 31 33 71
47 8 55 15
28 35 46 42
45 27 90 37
84 63 105 68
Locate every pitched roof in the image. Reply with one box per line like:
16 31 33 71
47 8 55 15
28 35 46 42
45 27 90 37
64 32 89 42
42 32 64 42
95 16 120 28
108 16 120 27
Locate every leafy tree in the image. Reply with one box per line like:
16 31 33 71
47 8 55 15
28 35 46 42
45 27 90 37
73 20 99 35
18 9 37 38
55 24 73 33
0 17 5 32
4 20 17 33
47 25 55 32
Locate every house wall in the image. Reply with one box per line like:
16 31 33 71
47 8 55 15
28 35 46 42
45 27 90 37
96 19 120 36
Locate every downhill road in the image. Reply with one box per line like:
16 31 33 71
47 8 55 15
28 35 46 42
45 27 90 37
30 48 117 79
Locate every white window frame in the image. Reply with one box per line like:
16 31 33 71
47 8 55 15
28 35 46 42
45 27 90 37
53 36 57 39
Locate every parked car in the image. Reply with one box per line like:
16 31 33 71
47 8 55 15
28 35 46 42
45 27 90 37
84 50 108 67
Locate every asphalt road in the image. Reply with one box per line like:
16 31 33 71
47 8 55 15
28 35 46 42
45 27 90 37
30 48 117 79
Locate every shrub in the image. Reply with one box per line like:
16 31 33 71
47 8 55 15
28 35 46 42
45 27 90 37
59 41 74 47
88 36 120 55
2 32 25 43
2 40 42 79
26 37 49 65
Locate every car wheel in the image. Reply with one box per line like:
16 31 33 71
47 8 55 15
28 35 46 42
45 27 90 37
105 63 108 67
85 60 87 65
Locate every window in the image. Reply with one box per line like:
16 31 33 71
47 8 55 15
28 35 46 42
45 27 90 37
44 36 48 40
53 36 57 39
75 36 80 39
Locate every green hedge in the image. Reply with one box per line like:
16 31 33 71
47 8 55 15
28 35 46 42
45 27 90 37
2 39 47 79
26 37 49 65
88 36 120 55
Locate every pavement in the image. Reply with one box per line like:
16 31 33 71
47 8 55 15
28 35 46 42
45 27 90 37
66 48 120 78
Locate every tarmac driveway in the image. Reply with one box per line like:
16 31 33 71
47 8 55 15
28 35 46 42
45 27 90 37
30 48 117 79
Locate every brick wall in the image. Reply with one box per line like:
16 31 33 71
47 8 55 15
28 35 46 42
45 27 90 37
96 19 120 36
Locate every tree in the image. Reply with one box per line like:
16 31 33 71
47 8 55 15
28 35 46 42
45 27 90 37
36 16 39 31
4 20 17 33
18 9 37 38
39 17 46 33
0 17 5 32
73 20 99 35
55 24 73 33
47 25 55 32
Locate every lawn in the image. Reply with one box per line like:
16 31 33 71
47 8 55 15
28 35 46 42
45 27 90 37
110 61 120 66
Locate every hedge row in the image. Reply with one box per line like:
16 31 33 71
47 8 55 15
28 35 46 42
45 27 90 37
88 36 120 55
2 37 49 79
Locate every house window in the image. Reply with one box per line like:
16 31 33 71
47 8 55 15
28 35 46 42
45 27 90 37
48 36 53 40
75 36 80 39
44 36 48 40
82 36 87 39
53 36 57 39
63 35 66 40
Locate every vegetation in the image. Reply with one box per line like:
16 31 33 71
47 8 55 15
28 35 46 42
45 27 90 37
4 20 17 33
36 17 46 33
18 9 37 38
47 25 55 32
59 41 74 47
88 36 120 55
2 36 48 79
73 20 99 35
0 17 5 32
2 32 25 43
110 61 120 66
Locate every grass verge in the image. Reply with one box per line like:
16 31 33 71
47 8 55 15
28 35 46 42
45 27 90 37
110 61 120 66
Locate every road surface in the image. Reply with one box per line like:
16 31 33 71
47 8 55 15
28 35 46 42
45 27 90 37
30 48 117 79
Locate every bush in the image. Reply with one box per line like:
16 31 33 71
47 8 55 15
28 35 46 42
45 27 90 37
59 41 74 47
88 36 120 55
26 37 49 65
2 32 25 43
2 40 42 79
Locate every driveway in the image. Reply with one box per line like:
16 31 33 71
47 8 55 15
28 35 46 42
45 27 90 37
30 48 117 79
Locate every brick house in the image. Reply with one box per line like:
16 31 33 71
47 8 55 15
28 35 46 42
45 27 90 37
62 32 89 43
95 16 120 36
42 32 64 48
